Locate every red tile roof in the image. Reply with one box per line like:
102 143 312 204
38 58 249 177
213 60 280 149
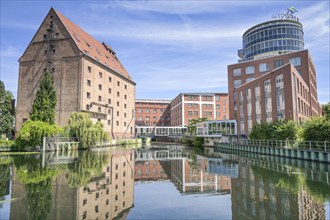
54 9 133 81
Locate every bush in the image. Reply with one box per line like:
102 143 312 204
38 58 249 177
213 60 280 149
15 120 64 151
249 123 274 140
300 117 330 142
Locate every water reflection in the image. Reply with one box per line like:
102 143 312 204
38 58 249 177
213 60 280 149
0 145 329 219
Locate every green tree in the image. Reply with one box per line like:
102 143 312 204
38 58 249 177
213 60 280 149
30 72 57 124
67 112 105 149
0 80 14 138
15 120 64 150
187 118 207 135
300 117 330 142
271 120 297 141
322 102 330 120
249 122 274 140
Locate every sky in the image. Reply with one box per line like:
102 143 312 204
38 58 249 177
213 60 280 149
0 0 329 103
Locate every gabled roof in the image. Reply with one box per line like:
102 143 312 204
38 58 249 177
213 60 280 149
54 8 133 81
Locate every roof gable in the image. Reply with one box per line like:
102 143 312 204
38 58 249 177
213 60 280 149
54 9 133 81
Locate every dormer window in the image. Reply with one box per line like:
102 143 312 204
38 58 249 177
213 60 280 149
86 42 91 48
96 49 101 55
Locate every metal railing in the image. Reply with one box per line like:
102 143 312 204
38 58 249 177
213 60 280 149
227 139 330 152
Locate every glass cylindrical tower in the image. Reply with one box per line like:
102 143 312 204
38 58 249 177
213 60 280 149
238 19 304 61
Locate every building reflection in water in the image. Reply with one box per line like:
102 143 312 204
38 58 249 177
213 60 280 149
205 147 327 220
8 149 135 220
134 145 235 194
3 145 329 219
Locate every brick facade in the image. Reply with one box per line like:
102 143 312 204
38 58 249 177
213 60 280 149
170 93 229 127
16 8 135 139
228 50 321 134
135 99 171 126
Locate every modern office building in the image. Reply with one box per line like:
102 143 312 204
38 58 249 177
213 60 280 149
228 17 322 135
170 93 229 127
135 99 171 126
238 18 304 61
15 8 135 139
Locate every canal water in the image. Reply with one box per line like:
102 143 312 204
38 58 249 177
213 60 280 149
0 144 329 219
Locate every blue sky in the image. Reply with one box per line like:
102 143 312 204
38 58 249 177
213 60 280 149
1 1 329 103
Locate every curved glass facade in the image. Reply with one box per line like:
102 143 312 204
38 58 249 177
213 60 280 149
241 20 304 60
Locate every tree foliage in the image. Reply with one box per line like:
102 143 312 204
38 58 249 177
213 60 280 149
0 80 14 138
30 72 57 124
322 102 330 121
300 117 330 142
15 120 63 150
187 118 207 135
249 120 297 140
249 122 274 140
272 120 297 141
67 112 105 149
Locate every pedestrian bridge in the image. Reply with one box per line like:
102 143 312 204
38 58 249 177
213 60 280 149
135 126 187 137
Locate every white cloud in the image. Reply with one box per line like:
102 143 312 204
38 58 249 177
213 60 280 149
0 46 22 58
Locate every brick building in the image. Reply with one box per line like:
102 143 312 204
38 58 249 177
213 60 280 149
15 8 135 139
228 17 322 135
135 99 171 126
170 93 229 127
228 50 322 135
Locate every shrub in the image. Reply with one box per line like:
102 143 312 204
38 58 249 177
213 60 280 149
15 120 63 151
300 117 330 142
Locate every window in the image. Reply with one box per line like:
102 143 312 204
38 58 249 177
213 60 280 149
108 120 111 125
108 88 111 94
246 77 254 83
99 72 102 78
274 59 284 68
88 66 91 73
87 92 91 99
117 81 120 86
98 107 101 112
215 95 220 101
234 79 242 88
83 199 87 206
233 68 242 77
289 57 301 66
87 80 91 86
95 205 99 213
98 84 102 90
125 85 127 89
108 99 111 104
259 63 269 72
124 113 127 118
109 77 112 82
188 103 192 107
124 94 127 100
98 96 102 102
216 104 220 109
188 111 193 116
43 34 47 39
117 92 120 97
86 105 90 110
124 104 127 108
146 109 150 113
245 66 255 74
52 49 56 54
